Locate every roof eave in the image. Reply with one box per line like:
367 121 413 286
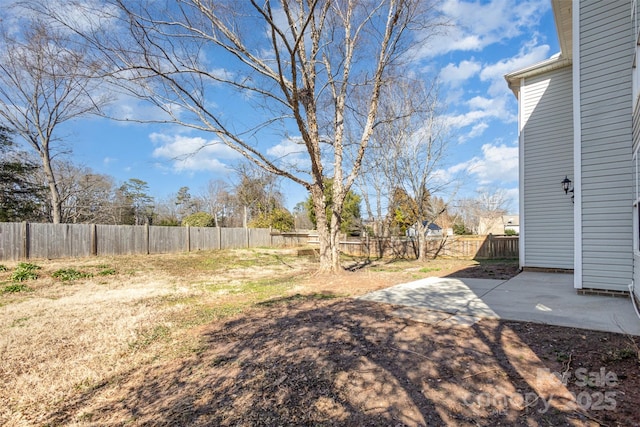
504 56 572 97
552 0 573 59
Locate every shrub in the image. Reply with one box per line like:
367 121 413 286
3 283 32 293
10 263 40 282
504 229 518 236
52 268 93 281
182 212 215 227
0 265 8 272
249 208 295 232
98 268 116 276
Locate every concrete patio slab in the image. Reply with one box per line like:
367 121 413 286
359 277 503 318
391 305 484 327
358 272 640 335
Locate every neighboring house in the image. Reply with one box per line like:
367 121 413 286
503 215 519 234
406 221 443 238
505 0 639 299
478 215 520 235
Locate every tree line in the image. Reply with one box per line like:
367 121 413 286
0 129 305 230
0 1 512 271
2 119 507 238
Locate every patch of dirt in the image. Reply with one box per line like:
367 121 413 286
44 298 640 427
1 253 638 426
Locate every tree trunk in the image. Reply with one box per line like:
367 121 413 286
329 211 342 272
416 222 428 262
311 185 342 273
311 187 331 273
41 152 62 224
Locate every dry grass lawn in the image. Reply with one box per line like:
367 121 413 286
1 249 637 426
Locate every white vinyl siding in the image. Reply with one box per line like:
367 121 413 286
579 0 633 291
521 66 574 269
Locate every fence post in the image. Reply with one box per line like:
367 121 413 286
246 227 250 248
218 227 222 250
186 225 191 252
145 223 150 255
488 233 494 259
22 221 29 260
91 224 97 256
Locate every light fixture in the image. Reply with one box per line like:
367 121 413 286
561 176 572 194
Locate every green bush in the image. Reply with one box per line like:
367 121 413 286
249 208 295 232
52 268 93 281
0 265 8 272
98 268 116 276
504 229 519 236
3 283 32 293
182 212 215 227
10 263 40 282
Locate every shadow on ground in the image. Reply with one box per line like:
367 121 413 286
44 295 639 426
446 260 520 281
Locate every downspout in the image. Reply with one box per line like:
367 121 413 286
629 282 640 320
518 77 525 269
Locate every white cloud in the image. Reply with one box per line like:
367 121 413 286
439 41 550 132
445 95 515 131
103 93 181 123
267 137 311 170
439 60 481 86
412 0 550 59
450 142 518 185
150 133 241 172
103 157 117 165
467 122 489 138
480 41 551 96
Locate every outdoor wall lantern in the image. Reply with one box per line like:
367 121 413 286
561 175 574 203
561 176 572 194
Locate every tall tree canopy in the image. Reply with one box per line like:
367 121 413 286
35 0 444 272
0 16 109 223
0 127 45 222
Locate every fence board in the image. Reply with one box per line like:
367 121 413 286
29 223 93 259
189 226 220 251
249 228 271 247
96 225 147 256
0 222 24 260
149 226 185 254
221 228 247 249
271 231 311 247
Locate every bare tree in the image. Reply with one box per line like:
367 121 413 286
54 161 118 224
0 17 109 223
38 0 443 272
455 189 509 235
200 179 234 227
358 78 452 261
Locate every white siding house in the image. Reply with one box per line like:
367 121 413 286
506 0 635 293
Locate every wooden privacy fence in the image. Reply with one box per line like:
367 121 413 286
336 234 519 260
0 222 518 261
0 222 292 261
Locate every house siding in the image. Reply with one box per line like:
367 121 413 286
521 66 574 269
579 0 633 291
633 46 640 302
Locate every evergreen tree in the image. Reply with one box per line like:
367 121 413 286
305 180 362 235
0 127 45 221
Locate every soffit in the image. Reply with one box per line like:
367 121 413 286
552 0 573 59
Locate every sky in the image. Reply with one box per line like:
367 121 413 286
9 0 560 214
